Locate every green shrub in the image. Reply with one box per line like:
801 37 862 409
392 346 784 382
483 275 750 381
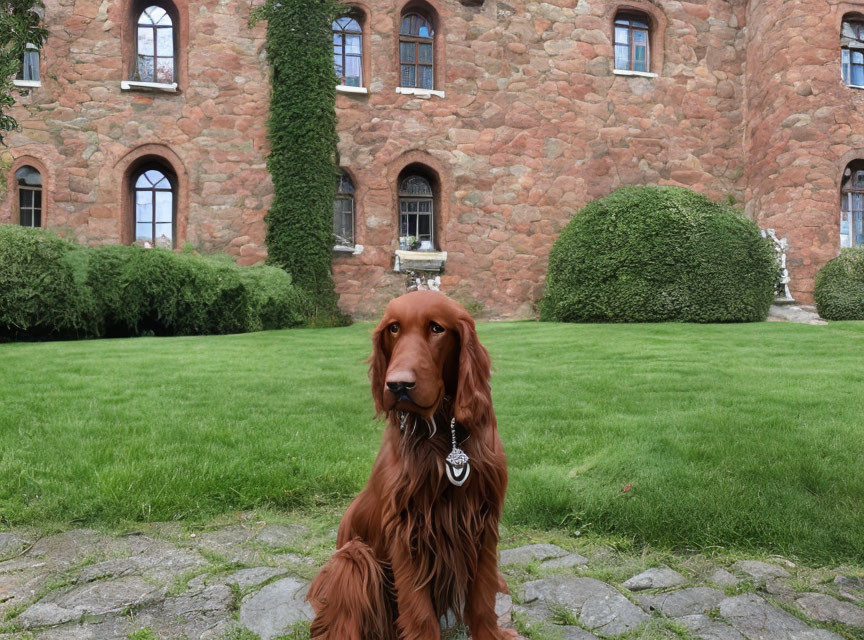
540 186 777 323
814 248 864 320
1 227 311 341
0 226 96 340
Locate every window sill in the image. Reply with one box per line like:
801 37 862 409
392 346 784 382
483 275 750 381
613 69 658 79
846 83 864 90
396 86 445 98
333 244 364 255
337 85 368 94
121 80 178 93
13 79 41 88
393 249 447 272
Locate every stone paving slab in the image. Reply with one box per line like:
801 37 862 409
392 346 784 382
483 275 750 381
2 528 862 640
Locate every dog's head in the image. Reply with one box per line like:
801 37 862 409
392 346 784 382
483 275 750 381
369 291 492 428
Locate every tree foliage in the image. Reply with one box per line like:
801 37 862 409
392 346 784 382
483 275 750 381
0 0 48 144
250 0 342 319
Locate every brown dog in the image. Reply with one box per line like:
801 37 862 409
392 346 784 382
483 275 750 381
307 291 511 640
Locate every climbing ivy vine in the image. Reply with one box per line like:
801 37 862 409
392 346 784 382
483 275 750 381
250 0 342 318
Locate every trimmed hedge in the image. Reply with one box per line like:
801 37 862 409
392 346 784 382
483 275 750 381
540 186 777 323
0 226 96 340
0 226 311 341
814 248 864 320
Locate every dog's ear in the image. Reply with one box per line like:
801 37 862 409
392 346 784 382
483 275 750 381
454 315 493 428
368 321 389 417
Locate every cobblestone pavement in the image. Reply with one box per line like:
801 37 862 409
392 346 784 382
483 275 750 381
1 520 862 640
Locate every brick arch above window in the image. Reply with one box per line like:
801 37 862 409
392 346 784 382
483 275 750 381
115 144 189 247
608 2 666 75
6 155 51 228
121 0 188 91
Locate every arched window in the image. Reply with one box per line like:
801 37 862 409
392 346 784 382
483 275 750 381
842 17 864 87
614 12 651 73
334 172 355 247
136 5 174 83
399 12 434 89
333 13 363 88
399 174 434 250
133 165 175 248
841 162 864 248
16 166 42 228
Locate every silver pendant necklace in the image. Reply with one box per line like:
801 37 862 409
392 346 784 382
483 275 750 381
445 417 470 487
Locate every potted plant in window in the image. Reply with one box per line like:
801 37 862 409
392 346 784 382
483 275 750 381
399 235 421 251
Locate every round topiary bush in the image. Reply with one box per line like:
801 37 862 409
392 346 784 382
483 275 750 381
814 248 864 320
0 225 96 340
540 186 777 323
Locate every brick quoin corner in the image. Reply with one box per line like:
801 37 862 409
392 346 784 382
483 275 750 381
1 0 860 318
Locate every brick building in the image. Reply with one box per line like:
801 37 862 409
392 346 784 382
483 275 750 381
2 0 863 318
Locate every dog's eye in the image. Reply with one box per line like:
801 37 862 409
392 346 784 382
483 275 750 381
388 323 399 334
430 322 445 334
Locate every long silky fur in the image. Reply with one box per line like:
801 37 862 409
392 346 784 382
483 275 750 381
308 294 508 640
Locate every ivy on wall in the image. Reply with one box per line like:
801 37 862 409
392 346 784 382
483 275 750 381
251 0 342 318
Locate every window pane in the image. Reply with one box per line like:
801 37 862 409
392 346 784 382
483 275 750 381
854 50 864 64
416 19 431 38
19 190 32 209
419 65 433 89
634 45 647 72
33 189 41 208
345 34 361 55
155 190 172 223
136 223 152 242
418 200 431 213
632 18 649 28
156 27 173 57
615 27 629 45
615 44 630 70
20 210 32 227
400 41 415 63
854 64 864 87
32 209 41 228
407 201 418 213
137 55 154 82
136 194 153 223
855 211 864 247
138 27 154 57
401 64 416 87
345 57 361 85
23 51 39 81
156 57 174 83
334 55 343 79
418 42 433 64
633 29 647 45
406 215 417 235
418 214 430 237
146 170 167 186
400 16 412 35
154 222 172 247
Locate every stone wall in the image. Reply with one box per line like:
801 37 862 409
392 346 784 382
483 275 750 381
3 0 855 318
334 0 749 317
743 0 864 303
0 0 271 265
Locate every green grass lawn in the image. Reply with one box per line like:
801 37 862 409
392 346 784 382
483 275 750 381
1 321 863 564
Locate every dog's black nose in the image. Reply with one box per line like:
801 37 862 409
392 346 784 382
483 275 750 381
386 381 416 395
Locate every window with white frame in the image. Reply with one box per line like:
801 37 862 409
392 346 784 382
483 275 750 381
133 166 175 248
842 19 864 86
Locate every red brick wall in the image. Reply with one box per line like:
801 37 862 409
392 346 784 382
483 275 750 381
2 0 850 318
